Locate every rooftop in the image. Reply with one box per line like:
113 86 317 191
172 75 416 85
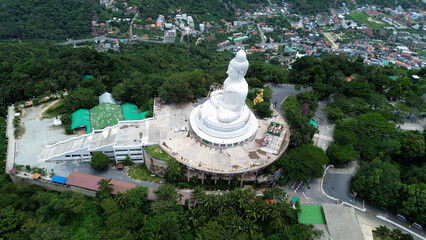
40 121 145 160
66 172 136 194
98 92 116 104
322 204 364 240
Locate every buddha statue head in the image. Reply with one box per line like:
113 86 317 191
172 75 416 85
227 50 249 80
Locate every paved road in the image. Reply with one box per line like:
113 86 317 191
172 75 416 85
56 36 167 45
268 83 312 115
281 177 334 206
313 101 334 151
323 163 426 239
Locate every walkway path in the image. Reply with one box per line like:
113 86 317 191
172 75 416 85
5 105 16 172
129 11 139 38
313 101 334 151
257 24 265 45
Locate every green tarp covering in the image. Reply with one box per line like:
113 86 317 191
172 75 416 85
71 109 91 133
122 103 141 121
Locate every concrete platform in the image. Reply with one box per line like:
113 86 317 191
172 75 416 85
154 104 290 175
322 204 365 240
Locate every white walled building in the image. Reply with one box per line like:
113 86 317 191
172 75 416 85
40 121 147 163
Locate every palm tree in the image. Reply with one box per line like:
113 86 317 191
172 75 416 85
114 192 127 208
372 225 390 238
244 203 260 221
98 178 114 193
242 219 259 236
191 186 206 203
390 228 403 239
202 194 216 212
259 204 272 222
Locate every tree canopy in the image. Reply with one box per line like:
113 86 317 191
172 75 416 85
90 152 110 171
277 144 328 183
352 159 401 208
0 0 101 40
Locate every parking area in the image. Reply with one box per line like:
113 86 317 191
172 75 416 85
14 103 75 169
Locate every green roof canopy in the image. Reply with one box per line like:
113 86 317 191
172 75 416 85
81 75 94 82
71 109 91 133
309 119 318 128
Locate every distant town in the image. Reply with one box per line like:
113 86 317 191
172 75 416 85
75 0 426 70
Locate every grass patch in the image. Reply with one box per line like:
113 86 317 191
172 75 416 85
346 12 390 29
43 100 66 119
144 145 173 161
298 205 326 224
128 164 163 183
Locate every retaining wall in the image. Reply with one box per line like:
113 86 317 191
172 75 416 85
143 146 168 177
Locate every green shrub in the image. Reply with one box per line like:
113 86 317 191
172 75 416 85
90 152 109 171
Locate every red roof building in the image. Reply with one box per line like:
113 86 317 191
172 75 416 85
66 172 136 195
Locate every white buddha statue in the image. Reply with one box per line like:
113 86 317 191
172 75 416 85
190 50 258 146
209 50 249 123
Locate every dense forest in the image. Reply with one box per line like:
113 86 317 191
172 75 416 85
0 173 322 239
279 55 425 224
0 0 267 41
0 0 101 40
0 41 286 131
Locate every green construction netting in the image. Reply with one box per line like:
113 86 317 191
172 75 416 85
90 102 123 130
140 111 149 120
122 103 141 121
71 109 91 133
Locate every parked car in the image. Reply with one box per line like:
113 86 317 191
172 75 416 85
412 222 423 231
396 214 406 221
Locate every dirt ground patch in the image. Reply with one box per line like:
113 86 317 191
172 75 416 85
367 17 383 24
257 149 266 155
248 151 260 159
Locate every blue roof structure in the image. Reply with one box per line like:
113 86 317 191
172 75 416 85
233 36 249 41
51 175 68 184
309 119 318 128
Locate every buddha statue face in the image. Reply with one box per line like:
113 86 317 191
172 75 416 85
227 66 241 80
227 50 249 81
